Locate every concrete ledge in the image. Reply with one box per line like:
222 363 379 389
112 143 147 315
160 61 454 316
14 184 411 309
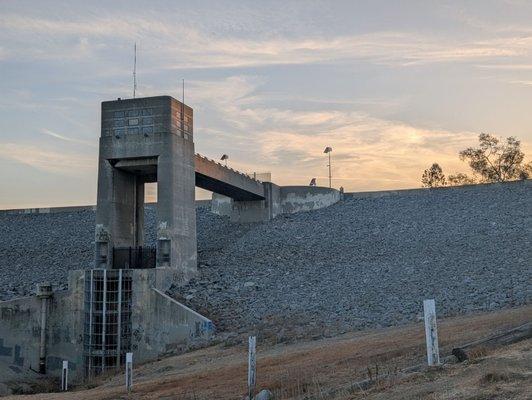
0 200 212 215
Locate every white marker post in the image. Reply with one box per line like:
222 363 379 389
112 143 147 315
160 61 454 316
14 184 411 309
61 360 68 391
248 336 257 399
423 299 440 366
125 352 133 392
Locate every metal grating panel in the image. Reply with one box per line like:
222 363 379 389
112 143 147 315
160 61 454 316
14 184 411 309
83 269 132 377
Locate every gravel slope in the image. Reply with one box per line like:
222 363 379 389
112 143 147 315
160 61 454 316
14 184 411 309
0 181 530 339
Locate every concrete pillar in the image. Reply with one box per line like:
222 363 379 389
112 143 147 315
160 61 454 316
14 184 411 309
156 132 197 280
134 177 145 247
36 282 53 374
230 182 281 223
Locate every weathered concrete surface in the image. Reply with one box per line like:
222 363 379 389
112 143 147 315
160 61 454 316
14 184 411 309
211 193 233 217
230 182 281 223
126 268 214 363
96 96 197 281
0 271 85 383
0 268 213 383
280 186 340 214
212 185 340 222
0 295 41 377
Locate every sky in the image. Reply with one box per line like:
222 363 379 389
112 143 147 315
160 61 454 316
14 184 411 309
1 0 532 208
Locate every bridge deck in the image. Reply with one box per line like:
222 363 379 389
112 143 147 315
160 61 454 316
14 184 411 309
194 154 265 201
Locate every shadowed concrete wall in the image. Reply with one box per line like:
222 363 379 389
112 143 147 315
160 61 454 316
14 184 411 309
0 295 41 377
130 269 213 362
0 272 85 382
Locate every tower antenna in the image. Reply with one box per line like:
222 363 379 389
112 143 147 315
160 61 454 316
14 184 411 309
133 42 137 98
181 78 185 131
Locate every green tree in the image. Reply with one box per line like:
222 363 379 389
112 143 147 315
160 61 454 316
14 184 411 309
459 133 529 182
421 163 446 188
447 173 476 186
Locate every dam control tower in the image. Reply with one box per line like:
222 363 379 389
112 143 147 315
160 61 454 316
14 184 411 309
95 96 197 280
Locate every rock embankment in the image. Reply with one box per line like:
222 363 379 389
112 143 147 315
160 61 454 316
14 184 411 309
0 181 530 340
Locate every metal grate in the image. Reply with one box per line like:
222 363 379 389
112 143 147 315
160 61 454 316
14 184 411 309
83 269 132 377
112 246 156 269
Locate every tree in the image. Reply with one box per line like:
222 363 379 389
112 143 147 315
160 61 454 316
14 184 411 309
422 163 446 188
447 173 476 186
459 133 529 182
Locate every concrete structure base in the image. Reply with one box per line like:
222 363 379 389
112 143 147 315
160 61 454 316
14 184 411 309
0 268 213 383
212 184 342 222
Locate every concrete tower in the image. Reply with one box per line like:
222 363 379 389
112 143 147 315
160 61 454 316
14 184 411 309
95 96 197 281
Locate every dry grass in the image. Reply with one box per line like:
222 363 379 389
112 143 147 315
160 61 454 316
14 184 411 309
4 305 531 400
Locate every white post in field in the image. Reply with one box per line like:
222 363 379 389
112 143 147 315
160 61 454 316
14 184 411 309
248 336 257 399
61 360 68 391
423 299 440 366
125 352 133 392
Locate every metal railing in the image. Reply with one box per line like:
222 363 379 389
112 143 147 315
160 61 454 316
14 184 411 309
112 246 156 269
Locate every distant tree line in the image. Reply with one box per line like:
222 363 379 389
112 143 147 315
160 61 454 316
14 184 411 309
422 133 532 188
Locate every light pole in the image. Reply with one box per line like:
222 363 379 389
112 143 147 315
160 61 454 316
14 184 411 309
220 154 229 167
324 146 332 188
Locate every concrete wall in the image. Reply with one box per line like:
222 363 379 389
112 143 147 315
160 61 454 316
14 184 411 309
0 271 85 383
45 272 85 379
280 186 341 214
230 182 281 223
0 268 213 383
0 295 42 378
213 184 341 222
211 193 233 216
0 201 211 215
130 268 213 363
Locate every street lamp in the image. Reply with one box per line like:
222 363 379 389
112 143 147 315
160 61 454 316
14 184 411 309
323 146 332 188
220 154 229 167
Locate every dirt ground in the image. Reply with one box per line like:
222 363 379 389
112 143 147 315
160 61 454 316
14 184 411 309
5 305 531 400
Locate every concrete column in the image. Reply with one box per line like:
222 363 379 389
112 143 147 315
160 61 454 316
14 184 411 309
156 133 197 281
134 177 145 247
95 158 140 268
36 283 53 374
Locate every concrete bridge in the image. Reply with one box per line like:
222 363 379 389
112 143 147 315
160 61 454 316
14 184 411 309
95 95 340 279
194 154 265 201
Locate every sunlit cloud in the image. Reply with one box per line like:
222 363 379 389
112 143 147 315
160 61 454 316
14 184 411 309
182 75 478 190
0 143 95 175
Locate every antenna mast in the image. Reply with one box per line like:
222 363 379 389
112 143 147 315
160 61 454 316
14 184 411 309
133 42 137 98
181 79 185 131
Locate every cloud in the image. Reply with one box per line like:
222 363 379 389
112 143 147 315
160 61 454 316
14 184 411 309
1 12 530 69
183 75 479 190
41 128 95 146
0 143 95 176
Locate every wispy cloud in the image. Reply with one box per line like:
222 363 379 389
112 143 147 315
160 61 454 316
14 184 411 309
0 143 95 175
1 13 530 69
41 128 95 146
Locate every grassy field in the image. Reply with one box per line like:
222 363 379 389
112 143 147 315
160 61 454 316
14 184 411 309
5 305 531 400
